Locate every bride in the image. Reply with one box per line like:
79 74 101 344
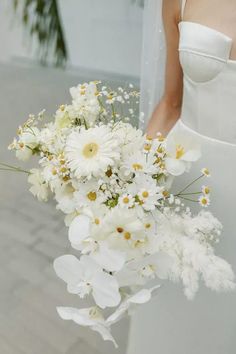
127 0 236 353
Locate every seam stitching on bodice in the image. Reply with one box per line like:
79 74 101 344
179 120 236 147
179 48 228 63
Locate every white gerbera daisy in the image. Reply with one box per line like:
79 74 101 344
65 126 120 179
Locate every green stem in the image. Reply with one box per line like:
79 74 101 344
177 191 202 196
0 163 30 174
178 196 199 203
176 174 204 195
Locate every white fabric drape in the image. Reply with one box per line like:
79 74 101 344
139 0 166 131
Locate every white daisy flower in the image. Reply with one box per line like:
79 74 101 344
118 194 135 208
65 126 120 179
73 179 105 208
201 168 211 177
202 185 210 195
198 195 210 207
122 150 157 176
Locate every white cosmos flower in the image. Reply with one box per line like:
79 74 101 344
65 126 120 179
165 130 201 176
73 179 105 208
53 255 121 308
28 169 49 202
122 150 157 176
57 307 117 348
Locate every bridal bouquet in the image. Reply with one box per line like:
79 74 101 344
7 81 235 347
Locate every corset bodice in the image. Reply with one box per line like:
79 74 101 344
179 21 236 144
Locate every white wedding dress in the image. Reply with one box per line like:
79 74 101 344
127 1 236 354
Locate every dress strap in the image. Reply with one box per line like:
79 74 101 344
181 0 187 19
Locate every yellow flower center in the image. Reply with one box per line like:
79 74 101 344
132 163 143 171
123 197 130 204
175 145 185 159
201 198 208 205
52 168 57 175
63 175 70 182
60 105 65 111
87 191 97 201
157 146 164 154
82 143 99 158
124 232 131 240
142 191 149 198
94 218 100 225
204 187 210 195
145 223 151 229
60 167 67 173
203 168 210 176
144 143 151 151
162 190 169 198
157 134 165 142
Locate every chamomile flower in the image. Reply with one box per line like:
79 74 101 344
198 195 210 207
202 185 210 195
118 194 135 208
201 168 211 177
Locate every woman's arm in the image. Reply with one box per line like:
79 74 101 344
146 0 183 138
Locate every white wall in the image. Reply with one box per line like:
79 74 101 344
0 0 143 78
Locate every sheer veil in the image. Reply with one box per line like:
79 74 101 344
139 0 166 131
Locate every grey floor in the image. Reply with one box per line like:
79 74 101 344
0 61 131 354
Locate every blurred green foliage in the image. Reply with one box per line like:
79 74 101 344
13 0 68 67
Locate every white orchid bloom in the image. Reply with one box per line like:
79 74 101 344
68 214 91 250
91 241 126 272
116 252 172 287
106 285 160 326
53 255 121 308
68 214 125 271
165 130 201 176
57 306 117 348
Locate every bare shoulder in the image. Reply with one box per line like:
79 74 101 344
163 0 181 24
